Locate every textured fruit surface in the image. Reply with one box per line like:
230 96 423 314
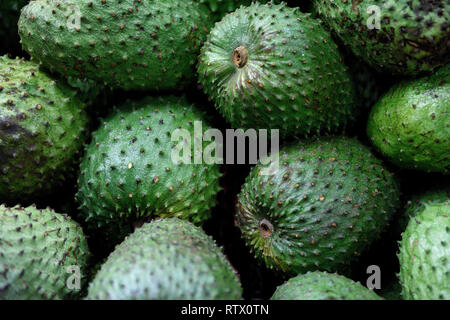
0 56 88 202
0 0 28 56
398 202 450 299
236 136 400 275
18 0 212 90
399 188 449 232
87 218 243 300
76 96 222 241
313 0 450 75
0 205 90 299
198 2 356 138
271 271 382 300
367 64 449 173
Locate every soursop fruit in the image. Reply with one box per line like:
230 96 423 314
398 202 450 300
236 136 400 275
18 0 212 91
0 56 89 203
0 205 91 299
271 271 382 300
367 64 449 174
87 218 243 300
0 0 28 56
76 96 222 242
313 0 450 76
198 2 356 138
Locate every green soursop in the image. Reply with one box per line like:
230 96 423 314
87 218 242 300
367 64 449 174
271 271 382 300
236 136 400 275
398 202 450 299
198 2 356 138
76 96 222 242
18 0 212 90
0 205 90 299
0 56 88 203
313 0 450 75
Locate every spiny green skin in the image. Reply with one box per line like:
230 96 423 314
198 0 279 20
271 271 382 300
367 64 449 174
76 96 222 243
313 0 450 76
87 218 242 300
0 205 90 300
236 136 400 275
198 2 356 138
0 56 88 202
18 0 212 91
398 202 450 300
0 0 28 56
399 189 450 233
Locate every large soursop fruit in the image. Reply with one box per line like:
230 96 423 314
87 217 243 300
271 271 382 300
18 0 212 91
0 56 88 203
76 96 222 242
236 136 400 275
0 205 90 299
198 2 356 138
367 64 449 174
398 202 450 299
313 0 450 76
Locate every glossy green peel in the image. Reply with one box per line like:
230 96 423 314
236 136 400 275
87 218 243 300
367 64 449 173
198 2 356 138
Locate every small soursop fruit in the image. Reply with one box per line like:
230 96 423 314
18 0 212 91
198 2 356 138
236 136 400 275
367 64 449 174
0 204 91 299
76 96 222 242
0 56 89 203
313 0 450 76
271 271 382 300
398 202 450 300
87 217 243 300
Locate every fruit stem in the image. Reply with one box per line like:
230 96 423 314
233 46 249 68
259 219 274 238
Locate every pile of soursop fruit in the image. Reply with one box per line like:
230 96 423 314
0 0 448 301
